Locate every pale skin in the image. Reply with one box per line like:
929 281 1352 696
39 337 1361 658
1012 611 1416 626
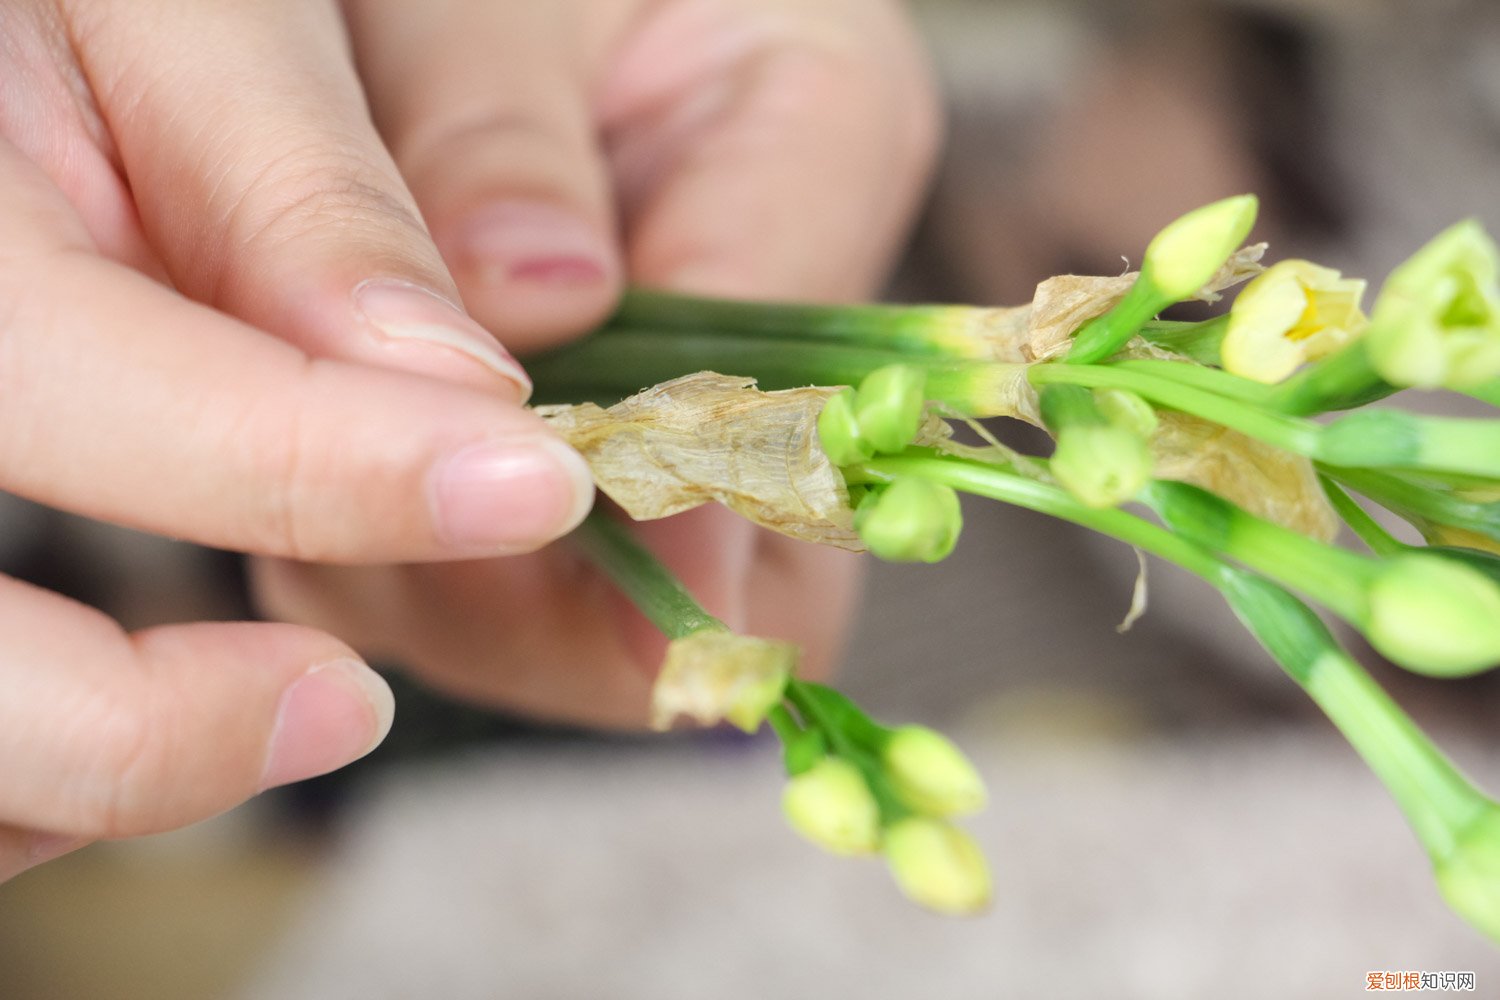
0 0 940 880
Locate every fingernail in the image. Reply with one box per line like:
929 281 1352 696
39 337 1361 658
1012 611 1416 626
354 279 532 397
451 202 613 288
429 437 595 552
260 658 395 792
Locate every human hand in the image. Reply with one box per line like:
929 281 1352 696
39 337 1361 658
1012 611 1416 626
252 0 943 725
0 0 598 879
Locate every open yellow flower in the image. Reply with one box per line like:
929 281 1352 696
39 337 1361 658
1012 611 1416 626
1222 260 1368 383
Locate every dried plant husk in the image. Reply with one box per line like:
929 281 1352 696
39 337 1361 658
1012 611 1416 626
537 372 861 548
940 244 1268 366
650 630 796 733
538 372 950 551
1151 411 1339 542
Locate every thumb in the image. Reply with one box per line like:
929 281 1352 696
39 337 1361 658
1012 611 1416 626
0 574 393 842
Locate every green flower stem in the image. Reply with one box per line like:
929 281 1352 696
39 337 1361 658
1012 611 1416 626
1139 480 1375 621
767 705 804 745
612 286 1231 365
1219 571 1488 861
607 288 1003 360
1027 362 1323 454
524 330 1018 415
1323 466 1500 545
571 510 724 639
1034 362 1500 478
1065 282 1165 364
847 451 1229 583
1261 339 1399 415
1319 410 1500 479
1320 476 1405 557
1104 358 1276 406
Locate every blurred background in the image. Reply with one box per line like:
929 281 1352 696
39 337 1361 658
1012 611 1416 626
4 0 1500 997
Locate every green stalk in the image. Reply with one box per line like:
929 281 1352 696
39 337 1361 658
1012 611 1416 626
1140 480 1375 621
1065 281 1164 364
1323 466 1500 545
608 288 1004 360
1105 358 1276 405
525 329 1021 415
1319 410 1500 479
1320 476 1405 557
847 451 1228 582
1261 339 1399 415
1218 571 1488 860
1028 362 1323 454
571 511 724 639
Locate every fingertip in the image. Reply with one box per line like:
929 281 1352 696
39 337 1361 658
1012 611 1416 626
437 200 623 353
427 435 596 555
258 657 395 792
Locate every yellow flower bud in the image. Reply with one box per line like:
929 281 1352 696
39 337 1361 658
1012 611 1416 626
883 817 992 916
1222 260 1368 383
1365 220 1500 389
884 726 987 817
781 757 881 856
1142 194 1260 301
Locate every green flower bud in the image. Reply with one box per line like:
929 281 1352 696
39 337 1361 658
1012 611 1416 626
1365 553 1500 676
1434 805 1500 945
1051 424 1153 509
1092 388 1159 439
817 387 875 467
854 364 927 455
781 757 881 856
1365 220 1500 389
1141 194 1260 301
884 726 987 817
883 817 992 916
854 478 963 563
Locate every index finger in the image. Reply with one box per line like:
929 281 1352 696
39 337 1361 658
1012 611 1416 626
0 140 593 562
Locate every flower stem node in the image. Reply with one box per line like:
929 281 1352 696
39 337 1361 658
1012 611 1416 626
854 478 963 563
781 757 882 856
1222 260 1368 383
853 364 928 455
1365 553 1500 677
883 817 993 916
884 726 988 817
1365 220 1500 389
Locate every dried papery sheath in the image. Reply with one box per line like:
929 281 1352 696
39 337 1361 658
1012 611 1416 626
538 372 864 549
650 630 797 733
1151 411 1338 542
1024 244 1267 363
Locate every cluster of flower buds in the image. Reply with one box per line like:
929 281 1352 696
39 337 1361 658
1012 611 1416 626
817 364 965 562
772 687 991 915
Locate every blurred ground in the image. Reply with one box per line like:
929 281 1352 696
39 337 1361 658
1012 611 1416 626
4 1 1500 997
